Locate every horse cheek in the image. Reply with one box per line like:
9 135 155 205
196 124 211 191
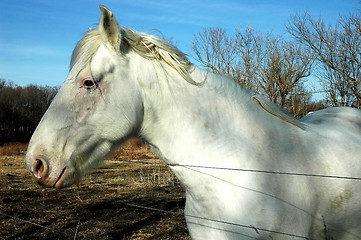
74 91 99 123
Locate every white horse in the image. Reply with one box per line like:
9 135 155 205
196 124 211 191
26 6 361 240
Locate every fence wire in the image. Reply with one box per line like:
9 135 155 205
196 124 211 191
1 150 361 239
2 150 361 181
1 177 314 239
108 159 361 181
0 212 74 238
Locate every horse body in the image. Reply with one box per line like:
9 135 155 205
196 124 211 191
26 6 361 239
142 66 361 239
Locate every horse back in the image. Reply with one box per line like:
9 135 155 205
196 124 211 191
301 107 361 141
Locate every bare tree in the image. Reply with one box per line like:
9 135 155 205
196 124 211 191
233 28 265 91
192 27 314 115
192 28 239 83
258 35 313 107
287 11 361 108
192 27 265 91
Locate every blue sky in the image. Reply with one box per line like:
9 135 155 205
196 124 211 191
0 0 359 86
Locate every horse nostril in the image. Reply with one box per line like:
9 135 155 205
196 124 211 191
33 159 46 179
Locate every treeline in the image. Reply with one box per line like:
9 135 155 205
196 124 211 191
192 9 361 117
0 79 59 144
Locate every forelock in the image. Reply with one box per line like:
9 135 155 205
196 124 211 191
70 29 103 73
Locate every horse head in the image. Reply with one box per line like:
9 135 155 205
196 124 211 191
26 6 144 188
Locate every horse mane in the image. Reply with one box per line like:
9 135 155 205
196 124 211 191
70 30 102 75
70 27 202 85
70 27 305 130
252 95 307 129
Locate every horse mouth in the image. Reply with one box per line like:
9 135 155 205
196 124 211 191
54 167 68 189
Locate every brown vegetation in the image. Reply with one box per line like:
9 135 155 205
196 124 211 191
0 139 189 239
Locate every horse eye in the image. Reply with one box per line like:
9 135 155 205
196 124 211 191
82 79 96 89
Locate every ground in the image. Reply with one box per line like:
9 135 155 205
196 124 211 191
0 140 190 240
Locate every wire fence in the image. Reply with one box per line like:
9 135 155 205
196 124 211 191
3 150 361 181
0 212 73 238
0 174 310 239
114 159 361 181
1 149 361 239
0 175 314 239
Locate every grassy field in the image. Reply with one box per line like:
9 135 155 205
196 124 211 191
0 140 190 239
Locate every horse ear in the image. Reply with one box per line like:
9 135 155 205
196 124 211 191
99 5 121 51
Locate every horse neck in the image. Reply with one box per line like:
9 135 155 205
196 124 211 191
139 65 281 167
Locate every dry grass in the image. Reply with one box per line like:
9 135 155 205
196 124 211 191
0 139 190 240
0 142 28 156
